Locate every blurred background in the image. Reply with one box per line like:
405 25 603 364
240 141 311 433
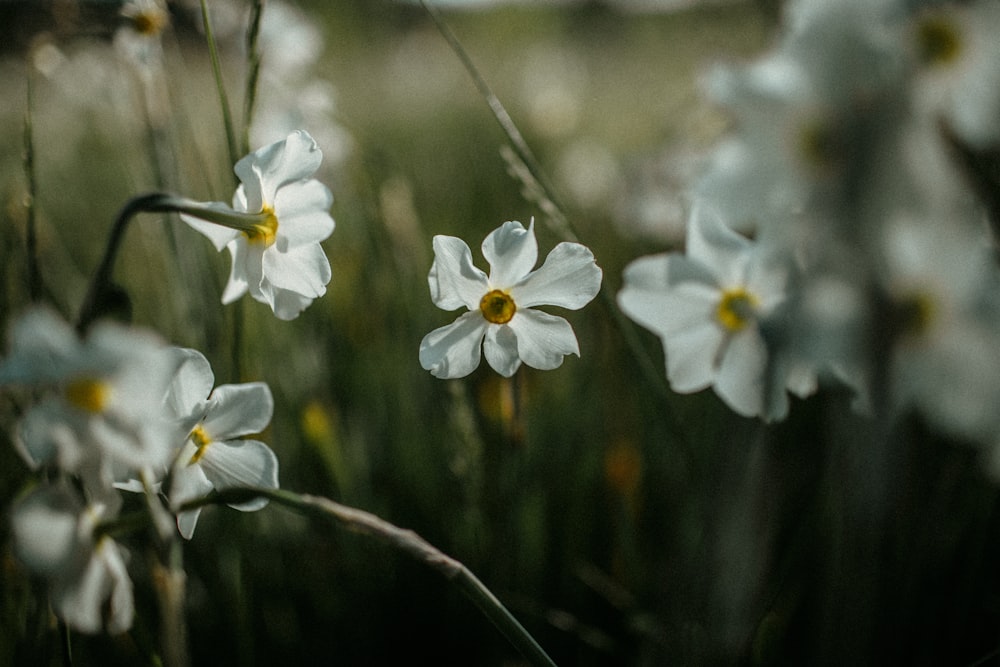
2 1 999 665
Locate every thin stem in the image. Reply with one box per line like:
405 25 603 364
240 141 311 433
76 193 268 332
419 0 577 244
24 69 41 302
76 193 179 332
200 0 240 173
242 0 266 156
185 487 558 667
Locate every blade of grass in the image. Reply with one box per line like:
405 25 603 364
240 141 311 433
200 0 240 172
24 70 41 303
241 0 266 156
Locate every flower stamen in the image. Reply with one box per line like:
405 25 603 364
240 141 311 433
716 287 759 332
188 425 212 464
480 289 517 324
244 206 279 247
65 377 110 414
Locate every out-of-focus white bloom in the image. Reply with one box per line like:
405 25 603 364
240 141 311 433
163 348 278 539
0 308 179 481
618 204 811 420
695 0 907 239
11 484 134 635
180 130 335 320
114 0 170 68
910 3 1000 148
420 220 602 378
877 215 1000 441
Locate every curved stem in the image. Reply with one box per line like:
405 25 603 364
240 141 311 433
183 487 558 667
76 193 270 333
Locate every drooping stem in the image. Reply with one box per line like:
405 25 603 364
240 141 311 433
76 193 272 333
184 487 558 667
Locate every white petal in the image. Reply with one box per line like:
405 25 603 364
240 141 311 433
686 203 752 286
482 220 537 287
221 238 252 304
180 206 242 252
236 130 323 209
618 255 717 336
664 321 723 393
512 242 602 310
261 242 331 298
419 311 488 379
268 289 316 321
429 236 489 311
203 382 274 439
508 309 580 371
273 179 335 251
714 329 767 418
200 439 280 512
0 307 79 385
164 348 214 422
11 484 82 577
54 539 134 635
483 325 521 377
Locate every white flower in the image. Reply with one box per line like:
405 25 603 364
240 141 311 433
617 204 809 420
877 214 1000 442
0 308 179 480
419 219 602 379
164 348 278 539
11 484 134 635
181 130 335 320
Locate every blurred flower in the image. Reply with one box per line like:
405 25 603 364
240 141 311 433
618 204 810 420
420 219 602 378
0 308 179 483
877 214 1000 441
164 348 278 539
180 130 335 320
115 0 170 66
11 484 134 635
910 2 1000 148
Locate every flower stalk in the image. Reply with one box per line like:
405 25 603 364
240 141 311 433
184 487 558 667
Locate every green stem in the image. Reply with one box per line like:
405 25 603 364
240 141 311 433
184 487 558 667
24 70 41 303
242 0 266 156
200 0 240 173
76 193 269 332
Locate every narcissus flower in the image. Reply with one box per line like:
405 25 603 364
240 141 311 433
420 219 602 379
163 348 278 539
181 130 335 320
0 308 179 481
618 204 810 420
10 484 134 634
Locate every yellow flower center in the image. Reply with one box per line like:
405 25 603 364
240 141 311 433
65 377 110 414
716 287 759 332
479 289 517 324
131 8 169 36
916 15 962 67
896 291 936 338
187 425 213 464
244 206 279 247
797 119 842 171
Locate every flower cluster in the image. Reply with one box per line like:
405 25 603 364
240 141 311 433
618 0 1000 444
1 309 279 634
